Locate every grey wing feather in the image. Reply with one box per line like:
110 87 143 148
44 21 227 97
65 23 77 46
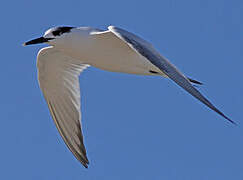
109 26 235 124
37 47 90 168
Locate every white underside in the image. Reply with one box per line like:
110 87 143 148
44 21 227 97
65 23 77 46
52 30 166 76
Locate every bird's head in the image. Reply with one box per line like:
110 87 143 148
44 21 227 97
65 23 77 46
23 26 75 46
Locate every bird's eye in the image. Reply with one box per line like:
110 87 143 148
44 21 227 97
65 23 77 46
52 30 62 36
52 27 74 36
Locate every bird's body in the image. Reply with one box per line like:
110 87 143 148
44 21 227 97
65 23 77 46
24 25 234 168
46 27 164 76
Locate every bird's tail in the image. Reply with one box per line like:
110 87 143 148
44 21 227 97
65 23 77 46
187 77 203 85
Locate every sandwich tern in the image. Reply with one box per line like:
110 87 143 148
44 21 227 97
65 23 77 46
24 26 235 168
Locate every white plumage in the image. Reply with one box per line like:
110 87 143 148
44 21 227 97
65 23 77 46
24 25 235 168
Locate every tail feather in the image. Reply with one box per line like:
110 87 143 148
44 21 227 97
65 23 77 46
187 77 203 85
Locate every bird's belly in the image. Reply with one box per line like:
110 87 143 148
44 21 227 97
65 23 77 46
88 50 157 75
68 45 162 75
58 34 165 76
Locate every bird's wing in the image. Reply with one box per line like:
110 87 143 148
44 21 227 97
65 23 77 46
37 46 90 167
108 26 235 124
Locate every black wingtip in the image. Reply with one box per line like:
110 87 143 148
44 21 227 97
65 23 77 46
213 107 237 125
82 158 90 168
224 116 237 126
83 164 89 169
80 159 89 168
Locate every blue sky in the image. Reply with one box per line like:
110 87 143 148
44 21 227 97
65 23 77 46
1 0 242 179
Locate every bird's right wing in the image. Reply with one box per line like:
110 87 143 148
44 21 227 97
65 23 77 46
37 46 90 167
108 26 235 124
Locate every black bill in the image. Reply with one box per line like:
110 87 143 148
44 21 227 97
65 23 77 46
23 37 54 46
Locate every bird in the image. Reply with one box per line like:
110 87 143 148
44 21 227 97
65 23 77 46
23 25 235 168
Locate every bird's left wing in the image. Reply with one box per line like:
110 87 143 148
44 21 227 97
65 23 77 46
108 26 235 124
37 46 90 167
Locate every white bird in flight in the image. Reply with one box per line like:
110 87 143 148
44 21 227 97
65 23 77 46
24 25 235 168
